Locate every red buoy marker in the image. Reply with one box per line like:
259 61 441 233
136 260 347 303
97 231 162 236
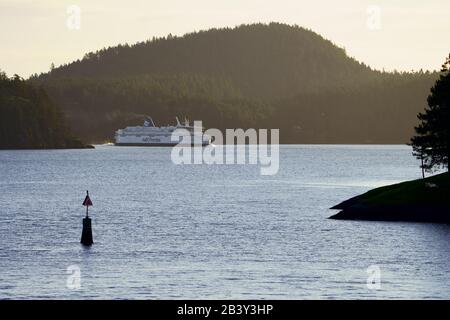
82 191 93 216
81 190 93 246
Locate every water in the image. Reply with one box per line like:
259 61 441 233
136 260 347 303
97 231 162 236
0 145 449 299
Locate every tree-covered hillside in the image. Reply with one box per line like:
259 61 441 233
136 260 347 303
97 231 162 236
0 72 87 149
33 23 438 143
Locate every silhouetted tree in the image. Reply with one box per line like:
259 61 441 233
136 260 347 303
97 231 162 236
411 54 450 173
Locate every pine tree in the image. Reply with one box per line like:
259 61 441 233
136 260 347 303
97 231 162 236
411 54 450 173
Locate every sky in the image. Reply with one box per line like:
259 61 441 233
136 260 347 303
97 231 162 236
0 0 449 78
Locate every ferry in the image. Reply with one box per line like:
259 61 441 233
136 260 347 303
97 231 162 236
114 117 211 146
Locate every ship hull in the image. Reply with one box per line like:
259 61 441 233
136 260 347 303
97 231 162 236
114 142 210 147
114 117 211 147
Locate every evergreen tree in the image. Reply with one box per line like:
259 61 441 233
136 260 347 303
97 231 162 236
411 54 450 172
0 73 86 149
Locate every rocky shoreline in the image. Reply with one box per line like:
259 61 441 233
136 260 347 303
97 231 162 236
329 172 450 224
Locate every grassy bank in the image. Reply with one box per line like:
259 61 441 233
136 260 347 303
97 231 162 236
329 172 450 223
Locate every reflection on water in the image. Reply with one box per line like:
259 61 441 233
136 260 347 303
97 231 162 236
0 145 449 299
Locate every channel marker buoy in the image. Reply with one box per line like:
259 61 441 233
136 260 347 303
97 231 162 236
81 190 93 246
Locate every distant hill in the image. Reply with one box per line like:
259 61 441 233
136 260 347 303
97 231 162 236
33 23 438 143
0 72 88 149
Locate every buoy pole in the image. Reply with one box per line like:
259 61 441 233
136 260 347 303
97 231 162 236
81 190 93 246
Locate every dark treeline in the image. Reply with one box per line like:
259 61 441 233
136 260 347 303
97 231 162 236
36 74 272 142
0 72 86 149
276 73 437 143
33 23 438 143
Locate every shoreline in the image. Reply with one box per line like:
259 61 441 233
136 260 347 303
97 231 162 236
0 144 95 150
329 172 450 224
329 204 450 224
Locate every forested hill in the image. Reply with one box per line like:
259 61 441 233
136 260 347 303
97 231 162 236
0 72 88 149
34 23 438 143
39 23 376 99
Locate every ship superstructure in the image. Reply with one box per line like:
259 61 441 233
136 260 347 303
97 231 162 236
114 117 211 146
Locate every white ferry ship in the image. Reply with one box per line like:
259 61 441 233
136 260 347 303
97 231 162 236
114 117 211 146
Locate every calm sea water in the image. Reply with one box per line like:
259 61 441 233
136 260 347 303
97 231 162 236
0 145 449 299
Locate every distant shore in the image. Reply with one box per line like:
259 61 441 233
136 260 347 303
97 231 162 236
0 144 95 150
329 172 450 224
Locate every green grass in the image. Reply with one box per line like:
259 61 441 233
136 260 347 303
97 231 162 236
357 172 449 206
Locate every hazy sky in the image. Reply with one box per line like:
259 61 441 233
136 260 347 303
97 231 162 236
1 0 449 77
